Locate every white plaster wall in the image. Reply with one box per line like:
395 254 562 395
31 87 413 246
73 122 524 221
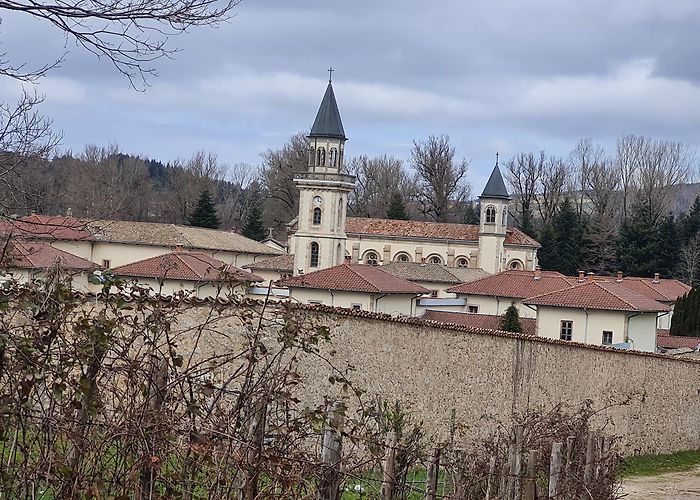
288 288 416 315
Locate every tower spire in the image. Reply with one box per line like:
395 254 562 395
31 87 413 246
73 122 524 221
328 66 334 82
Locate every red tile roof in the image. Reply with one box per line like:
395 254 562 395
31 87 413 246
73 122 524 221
345 217 540 247
524 281 669 312
0 215 93 241
447 270 573 298
422 310 537 335
586 276 690 302
111 251 262 282
281 263 429 294
2 240 97 271
656 329 700 350
243 254 294 272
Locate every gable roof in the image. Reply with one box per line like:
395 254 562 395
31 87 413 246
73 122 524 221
243 254 295 272
480 164 511 200
523 281 669 312
656 329 700 350
604 277 689 302
381 262 488 284
2 240 97 271
0 215 282 256
309 82 346 140
281 263 429 294
447 270 573 298
422 310 537 335
111 251 262 282
345 217 539 247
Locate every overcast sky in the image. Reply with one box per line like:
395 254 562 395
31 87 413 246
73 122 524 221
2 0 700 189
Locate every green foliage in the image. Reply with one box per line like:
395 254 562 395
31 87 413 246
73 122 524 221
518 207 537 238
655 214 679 278
680 196 700 243
386 192 410 220
670 288 700 338
462 200 480 225
241 186 267 241
500 302 524 333
187 189 220 229
617 201 662 277
581 215 618 275
620 449 700 478
538 198 583 274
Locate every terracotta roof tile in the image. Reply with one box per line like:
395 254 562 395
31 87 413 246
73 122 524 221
111 251 262 282
524 281 669 312
281 263 429 294
656 329 700 350
447 270 573 298
422 310 536 335
2 240 97 271
345 217 539 247
243 254 294 272
583 276 691 302
0 215 93 241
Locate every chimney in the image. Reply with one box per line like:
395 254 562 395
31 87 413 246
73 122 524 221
344 255 351 265
653 272 660 283
587 272 594 283
616 271 623 282
578 270 585 282
174 245 183 252
534 266 541 281
420 257 426 266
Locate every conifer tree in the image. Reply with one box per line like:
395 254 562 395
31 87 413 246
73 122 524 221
536 223 559 271
188 189 220 229
655 214 678 278
552 198 583 276
500 302 524 333
680 196 700 244
617 201 659 277
241 199 267 242
670 288 700 338
386 192 410 220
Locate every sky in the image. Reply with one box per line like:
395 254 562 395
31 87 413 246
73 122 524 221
2 0 700 190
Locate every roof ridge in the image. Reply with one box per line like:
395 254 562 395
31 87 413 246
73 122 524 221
172 224 195 248
596 281 647 309
173 252 202 279
347 264 384 293
523 281 587 302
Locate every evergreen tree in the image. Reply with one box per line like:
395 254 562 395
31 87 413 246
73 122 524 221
462 200 480 225
680 196 700 244
500 302 524 333
537 223 559 272
670 288 700 338
552 198 583 276
581 215 618 275
241 202 267 242
188 189 220 229
387 192 410 220
616 201 659 277
519 207 537 238
655 214 678 278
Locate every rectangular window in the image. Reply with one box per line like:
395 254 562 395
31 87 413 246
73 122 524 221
351 303 362 311
560 320 573 341
602 330 613 345
430 290 438 298
468 305 479 314
102 259 111 268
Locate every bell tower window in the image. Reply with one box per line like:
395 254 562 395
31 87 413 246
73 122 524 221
316 147 326 166
310 242 320 267
485 206 496 224
313 207 322 225
329 148 338 167
309 146 316 166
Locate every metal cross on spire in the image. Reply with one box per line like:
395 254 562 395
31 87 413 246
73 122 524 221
495 151 499 167
328 66 334 82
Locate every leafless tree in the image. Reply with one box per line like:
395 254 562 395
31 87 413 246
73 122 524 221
410 134 470 222
161 151 223 223
678 234 700 286
347 155 416 218
0 0 240 88
569 138 605 222
504 151 543 229
260 132 308 230
218 162 257 230
536 155 568 225
584 157 620 221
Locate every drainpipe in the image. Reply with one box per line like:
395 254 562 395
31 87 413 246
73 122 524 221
584 308 589 344
493 296 502 315
374 293 388 313
625 312 642 348
328 289 335 307
411 294 422 316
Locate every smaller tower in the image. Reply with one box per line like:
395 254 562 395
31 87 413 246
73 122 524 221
478 157 511 274
291 72 355 275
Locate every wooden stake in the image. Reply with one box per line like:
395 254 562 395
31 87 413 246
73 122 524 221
548 442 563 499
485 455 497 500
425 447 441 500
380 431 397 500
525 449 538 500
513 425 524 499
316 406 344 500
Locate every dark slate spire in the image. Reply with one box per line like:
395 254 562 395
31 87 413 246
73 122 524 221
309 82 346 140
480 160 511 200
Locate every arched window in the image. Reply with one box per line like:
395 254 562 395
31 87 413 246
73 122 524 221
508 259 524 270
456 257 469 268
309 146 316 166
329 148 338 167
364 251 379 266
313 207 322 225
502 207 507 226
337 199 343 230
394 252 411 262
485 206 496 224
428 254 443 265
316 147 326 166
310 242 320 267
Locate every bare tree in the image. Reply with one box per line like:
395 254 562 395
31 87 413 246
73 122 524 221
504 151 543 230
536 155 568 225
410 134 470 222
569 138 605 222
161 151 223 223
1 0 240 88
218 163 257 230
679 234 700 286
584 157 620 221
347 155 416 218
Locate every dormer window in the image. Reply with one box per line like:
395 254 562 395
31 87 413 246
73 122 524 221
485 206 496 224
313 207 322 225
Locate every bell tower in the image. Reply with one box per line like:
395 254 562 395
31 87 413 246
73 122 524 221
291 70 355 275
478 157 511 274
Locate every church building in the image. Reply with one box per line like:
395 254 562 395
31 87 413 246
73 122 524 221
289 78 540 276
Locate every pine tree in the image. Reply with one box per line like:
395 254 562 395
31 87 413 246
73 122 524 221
655 214 678 278
519 207 537 238
500 302 524 333
242 200 267 242
188 189 220 229
462 200 480 225
552 198 583 276
537 223 559 272
670 289 700 338
387 192 410 220
581 215 617 274
680 196 700 244
617 201 659 277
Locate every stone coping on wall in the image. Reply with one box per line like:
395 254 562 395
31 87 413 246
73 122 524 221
2 285 698 366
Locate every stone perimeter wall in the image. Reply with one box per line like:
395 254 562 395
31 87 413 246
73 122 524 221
175 304 700 456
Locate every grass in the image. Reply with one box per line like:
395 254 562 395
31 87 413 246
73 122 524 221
620 449 700 478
